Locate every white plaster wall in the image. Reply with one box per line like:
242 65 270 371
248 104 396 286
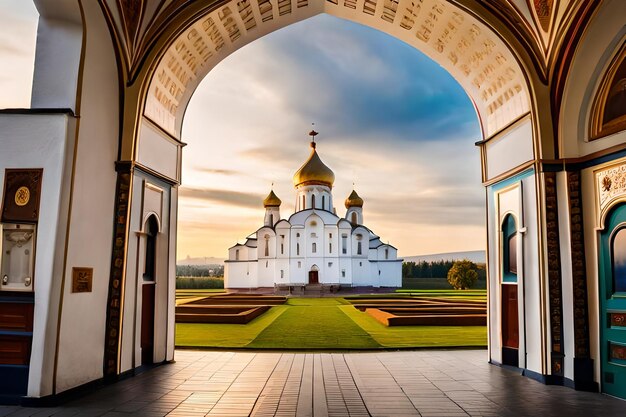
137 118 180 182
377 262 402 287
485 118 534 180
339 259 352 285
30 17 81 110
54 0 120 392
321 257 340 283
351 258 370 286
224 262 258 288
559 0 626 158
557 171 575 381
0 113 74 397
289 259 306 284
257 258 274 287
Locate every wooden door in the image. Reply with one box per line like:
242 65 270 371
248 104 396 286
141 283 155 365
599 204 626 400
501 284 519 366
308 271 319 284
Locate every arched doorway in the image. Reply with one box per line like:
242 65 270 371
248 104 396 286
599 203 626 399
500 213 519 367
309 264 320 284
140 215 159 366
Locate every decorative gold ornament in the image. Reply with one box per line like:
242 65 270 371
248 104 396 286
602 176 612 192
14 186 30 207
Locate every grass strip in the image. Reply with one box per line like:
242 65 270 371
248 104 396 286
339 305 487 348
175 305 288 347
246 298 381 349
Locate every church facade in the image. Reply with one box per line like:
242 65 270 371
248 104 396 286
225 134 402 288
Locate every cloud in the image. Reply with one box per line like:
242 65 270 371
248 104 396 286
179 187 263 209
195 167 240 176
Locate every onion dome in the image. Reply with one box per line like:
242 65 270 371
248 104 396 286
263 190 282 207
293 140 335 188
345 189 364 208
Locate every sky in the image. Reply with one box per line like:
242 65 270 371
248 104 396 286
0 2 486 260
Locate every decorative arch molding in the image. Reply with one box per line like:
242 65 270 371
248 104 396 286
590 40 626 141
141 211 162 233
595 161 626 230
138 0 531 139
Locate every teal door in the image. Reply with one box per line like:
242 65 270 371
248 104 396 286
599 203 626 399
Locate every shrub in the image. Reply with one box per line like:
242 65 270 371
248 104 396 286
447 259 479 290
176 277 224 289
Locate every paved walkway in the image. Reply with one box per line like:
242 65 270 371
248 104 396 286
1 350 625 416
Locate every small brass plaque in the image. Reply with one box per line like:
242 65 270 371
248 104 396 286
14 186 30 206
72 267 93 293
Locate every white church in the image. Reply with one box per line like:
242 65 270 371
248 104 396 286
224 131 402 289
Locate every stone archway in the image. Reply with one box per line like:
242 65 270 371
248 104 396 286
2 0 623 403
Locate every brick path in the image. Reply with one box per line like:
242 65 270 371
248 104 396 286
1 350 625 416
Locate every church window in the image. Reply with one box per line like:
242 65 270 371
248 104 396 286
329 243 332 253
612 228 626 293
359 262 362 266
312 194 316 208
322 195 326 210
269 213 273 225
297 243 300 256
385 248 389 260
296 233 300 237
351 212 357 224
266 261 268 268
264 235 269 257
329 233 332 238
281 243 284 255
341 269 346 277
280 270 284 278
342 234 347 254
328 262 333 267
312 242 317 253
302 195 305 209
235 249 240 261
357 241 362 255
502 214 517 282
143 215 158 281
298 261 301 268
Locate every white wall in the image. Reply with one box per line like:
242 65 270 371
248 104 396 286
0 113 74 397
485 117 534 180
54 0 119 391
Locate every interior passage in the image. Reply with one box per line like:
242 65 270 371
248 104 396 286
2 350 625 417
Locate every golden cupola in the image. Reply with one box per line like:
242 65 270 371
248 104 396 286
345 189 364 208
292 131 335 188
263 190 282 207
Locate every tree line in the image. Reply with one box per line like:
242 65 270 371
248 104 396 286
403 260 486 280
176 264 224 278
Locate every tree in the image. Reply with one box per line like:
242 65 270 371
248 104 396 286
447 259 479 290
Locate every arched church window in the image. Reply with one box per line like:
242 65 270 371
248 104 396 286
269 214 273 225
312 242 317 253
342 234 347 254
357 241 362 255
297 243 300 256
611 227 626 293
235 249 240 261
143 216 158 281
302 195 305 209
502 214 518 282
322 195 326 210
264 234 269 257
312 194 316 209
385 248 389 260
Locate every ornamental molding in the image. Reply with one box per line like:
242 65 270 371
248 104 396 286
595 162 626 228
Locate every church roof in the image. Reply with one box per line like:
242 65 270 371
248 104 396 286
263 189 282 207
293 139 335 188
345 189 364 208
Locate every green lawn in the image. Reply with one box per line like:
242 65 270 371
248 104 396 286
175 296 487 349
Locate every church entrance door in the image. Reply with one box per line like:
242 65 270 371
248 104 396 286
309 271 319 284
141 283 155 365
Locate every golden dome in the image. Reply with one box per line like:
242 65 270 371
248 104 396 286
292 141 335 187
345 189 363 208
263 190 282 207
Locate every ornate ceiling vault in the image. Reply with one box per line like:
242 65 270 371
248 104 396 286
99 0 601 140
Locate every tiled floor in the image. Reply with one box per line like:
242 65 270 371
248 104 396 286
1 350 625 416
